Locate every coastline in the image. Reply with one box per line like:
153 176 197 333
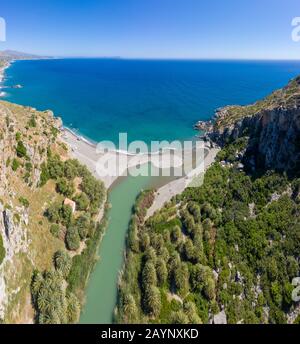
0 60 12 97
61 125 219 207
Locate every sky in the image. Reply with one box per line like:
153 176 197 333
0 0 300 59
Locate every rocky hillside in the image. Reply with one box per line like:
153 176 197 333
205 76 300 174
0 101 67 322
0 101 106 324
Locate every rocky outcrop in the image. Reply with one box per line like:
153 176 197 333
3 210 13 240
196 76 300 174
211 106 300 173
213 310 227 324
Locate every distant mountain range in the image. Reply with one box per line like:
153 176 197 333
0 50 51 60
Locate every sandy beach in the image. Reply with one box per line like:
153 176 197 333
61 127 219 210
146 146 219 219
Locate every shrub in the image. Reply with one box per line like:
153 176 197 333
39 163 50 186
46 203 62 223
16 141 27 158
12 158 20 171
19 197 30 208
27 114 37 128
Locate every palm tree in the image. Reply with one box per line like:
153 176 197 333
142 261 157 290
53 250 72 277
156 258 168 286
31 271 44 297
144 286 161 317
66 293 80 323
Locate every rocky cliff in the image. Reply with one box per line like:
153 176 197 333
203 76 300 174
0 101 68 323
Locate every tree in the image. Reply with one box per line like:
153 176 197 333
169 311 189 324
75 214 91 240
174 262 189 296
143 286 161 317
56 178 75 197
53 250 72 278
120 293 138 323
73 192 90 211
142 261 157 289
66 293 80 323
139 232 150 251
156 258 168 286
60 204 73 227
66 227 80 251
183 238 195 262
46 203 61 223
64 159 79 180
171 226 181 243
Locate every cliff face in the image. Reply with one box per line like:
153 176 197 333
207 76 300 174
0 101 68 323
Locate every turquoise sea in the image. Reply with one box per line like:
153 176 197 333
3 59 300 145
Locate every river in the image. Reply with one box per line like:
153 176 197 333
80 166 172 323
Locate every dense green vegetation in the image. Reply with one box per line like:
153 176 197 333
31 252 80 324
31 151 107 323
116 139 300 324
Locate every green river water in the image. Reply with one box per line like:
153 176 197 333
80 166 172 324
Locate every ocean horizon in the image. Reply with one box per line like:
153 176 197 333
2 58 300 145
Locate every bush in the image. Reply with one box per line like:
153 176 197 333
64 160 80 180
12 158 20 171
39 163 50 186
46 203 62 223
19 197 30 208
16 141 27 158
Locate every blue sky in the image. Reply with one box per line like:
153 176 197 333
0 0 299 59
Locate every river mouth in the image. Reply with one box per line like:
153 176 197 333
80 151 210 323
